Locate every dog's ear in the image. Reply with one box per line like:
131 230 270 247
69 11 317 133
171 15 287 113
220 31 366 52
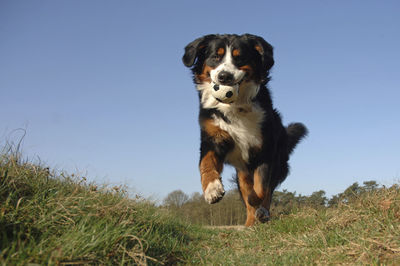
182 35 215 67
243 34 274 70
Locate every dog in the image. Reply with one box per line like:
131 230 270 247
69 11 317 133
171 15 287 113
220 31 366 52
182 34 307 226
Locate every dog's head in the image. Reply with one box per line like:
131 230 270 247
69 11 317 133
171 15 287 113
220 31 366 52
183 34 274 105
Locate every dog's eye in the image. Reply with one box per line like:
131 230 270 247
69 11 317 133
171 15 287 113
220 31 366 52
213 55 221 60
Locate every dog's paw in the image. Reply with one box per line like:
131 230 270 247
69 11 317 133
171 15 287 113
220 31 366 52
255 207 270 223
204 179 225 204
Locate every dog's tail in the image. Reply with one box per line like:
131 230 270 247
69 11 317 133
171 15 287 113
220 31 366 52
286 123 308 155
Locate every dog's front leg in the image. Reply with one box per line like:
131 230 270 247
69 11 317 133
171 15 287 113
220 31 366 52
199 150 225 204
199 118 233 204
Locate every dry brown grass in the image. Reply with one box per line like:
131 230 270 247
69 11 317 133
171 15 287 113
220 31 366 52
192 185 400 265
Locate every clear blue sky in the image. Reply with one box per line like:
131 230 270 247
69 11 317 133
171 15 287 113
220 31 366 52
1 0 399 201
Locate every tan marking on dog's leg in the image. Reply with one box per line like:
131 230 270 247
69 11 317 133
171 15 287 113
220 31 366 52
237 171 262 226
253 166 272 223
200 151 225 204
253 168 265 200
245 207 256 227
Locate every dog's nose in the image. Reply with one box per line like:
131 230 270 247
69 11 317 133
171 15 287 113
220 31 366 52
218 71 234 85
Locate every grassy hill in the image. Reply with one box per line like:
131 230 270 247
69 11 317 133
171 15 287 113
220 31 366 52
1 150 399 265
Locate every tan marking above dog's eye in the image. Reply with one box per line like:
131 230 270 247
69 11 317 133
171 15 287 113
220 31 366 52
255 45 263 54
232 49 240 57
217 47 225 56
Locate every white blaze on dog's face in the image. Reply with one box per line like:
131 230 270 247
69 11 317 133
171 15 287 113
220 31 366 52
206 46 254 106
208 47 245 104
209 47 246 87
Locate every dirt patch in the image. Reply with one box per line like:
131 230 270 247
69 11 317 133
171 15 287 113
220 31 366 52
206 225 248 231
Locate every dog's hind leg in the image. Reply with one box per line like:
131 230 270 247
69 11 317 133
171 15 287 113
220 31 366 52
254 166 272 223
237 170 263 226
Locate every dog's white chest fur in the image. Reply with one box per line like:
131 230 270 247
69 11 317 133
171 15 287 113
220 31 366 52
212 105 264 170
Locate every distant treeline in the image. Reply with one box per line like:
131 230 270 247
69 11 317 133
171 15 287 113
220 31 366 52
162 180 381 226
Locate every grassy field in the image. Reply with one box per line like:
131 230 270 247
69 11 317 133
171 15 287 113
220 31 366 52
1 149 399 265
196 195 400 265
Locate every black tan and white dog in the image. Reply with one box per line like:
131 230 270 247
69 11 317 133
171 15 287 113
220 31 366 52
182 34 307 226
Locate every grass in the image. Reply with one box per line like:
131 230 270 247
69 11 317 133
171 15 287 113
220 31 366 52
0 150 201 265
194 188 400 265
1 148 400 265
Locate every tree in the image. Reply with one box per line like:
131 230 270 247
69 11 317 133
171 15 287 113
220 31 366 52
328 180 380 207
342 182 362 203
163 190 189 208
328 194 340 207
306 190 327 208
271 190 299 215
362 180 378 192
188 192 203 203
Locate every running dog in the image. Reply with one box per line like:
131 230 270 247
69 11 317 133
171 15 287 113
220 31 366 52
182 34 307 226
